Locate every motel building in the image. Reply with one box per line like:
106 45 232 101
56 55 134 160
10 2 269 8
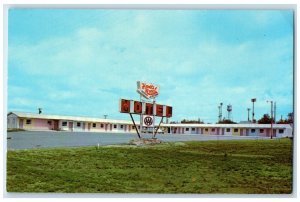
7 111 293 138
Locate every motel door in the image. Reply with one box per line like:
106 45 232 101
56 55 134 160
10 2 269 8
53 120 59 130
69 122 73 132
19 119 24 129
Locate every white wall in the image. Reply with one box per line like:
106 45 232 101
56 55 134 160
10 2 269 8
276 127 293 138
224 128 232 135
59 120 71 131
7 114 18 129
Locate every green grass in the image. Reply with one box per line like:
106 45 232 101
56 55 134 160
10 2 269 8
7 139 293 194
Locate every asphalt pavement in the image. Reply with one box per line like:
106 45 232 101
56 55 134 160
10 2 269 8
6 131 268 150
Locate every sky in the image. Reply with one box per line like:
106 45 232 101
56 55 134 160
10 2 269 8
7 9 294 123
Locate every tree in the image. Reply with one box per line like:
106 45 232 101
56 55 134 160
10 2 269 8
181 119 204 124
258 114 274 124
277 112 293 124
217 119 236 124
287 112 294 124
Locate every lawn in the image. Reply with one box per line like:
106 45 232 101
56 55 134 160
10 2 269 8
6 139 293 194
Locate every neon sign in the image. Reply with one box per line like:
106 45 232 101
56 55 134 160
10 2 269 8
137 81 159 99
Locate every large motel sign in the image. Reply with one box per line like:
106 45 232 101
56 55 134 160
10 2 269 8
119 99 172 117
119 81 172 139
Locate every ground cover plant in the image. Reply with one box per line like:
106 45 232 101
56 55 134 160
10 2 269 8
7 139 293 194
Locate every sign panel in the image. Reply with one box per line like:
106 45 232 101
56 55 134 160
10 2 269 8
120 99 130 113
119 99 172 118
137 81 159 99
142 115 154 127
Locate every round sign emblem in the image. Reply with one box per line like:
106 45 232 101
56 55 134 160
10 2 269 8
144 116 153 126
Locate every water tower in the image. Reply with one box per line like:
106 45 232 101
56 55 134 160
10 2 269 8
227 104 232 121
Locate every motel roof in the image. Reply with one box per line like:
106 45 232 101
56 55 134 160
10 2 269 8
8 111 132 125
161 123 293 129
8 111 292 129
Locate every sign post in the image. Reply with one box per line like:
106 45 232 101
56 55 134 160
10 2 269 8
119 81 172 139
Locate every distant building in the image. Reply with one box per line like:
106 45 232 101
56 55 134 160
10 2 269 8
7 111 293 138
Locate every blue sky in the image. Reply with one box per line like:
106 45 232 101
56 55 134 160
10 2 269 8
8 9 294 123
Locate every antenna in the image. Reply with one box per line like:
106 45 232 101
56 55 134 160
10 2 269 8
104 115 108 119
38 108 42 114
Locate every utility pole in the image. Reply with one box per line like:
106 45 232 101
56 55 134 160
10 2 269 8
251 98 256 123
247 108 251 122
274 102 276 123
218 103 223 122
104 115 108 119
267 100 273 139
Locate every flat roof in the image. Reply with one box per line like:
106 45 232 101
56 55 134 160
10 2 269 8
8 111 292 129
8 111 132 125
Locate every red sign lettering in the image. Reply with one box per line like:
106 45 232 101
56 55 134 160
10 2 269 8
120 98 172 117
134 101 142 114
166 106 172 118
156 104 163 117
145 103 153 115
141 83 159 97
120 99 130 113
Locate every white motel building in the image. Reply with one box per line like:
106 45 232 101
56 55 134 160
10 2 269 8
7 111 293 138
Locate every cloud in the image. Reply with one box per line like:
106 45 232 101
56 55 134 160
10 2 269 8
8 10 294 122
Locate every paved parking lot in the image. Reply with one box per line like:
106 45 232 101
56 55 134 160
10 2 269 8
6 131 268 150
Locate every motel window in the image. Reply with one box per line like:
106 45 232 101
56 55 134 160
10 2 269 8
92 123 96 128
47 121 52 125
226 128 230 132
114 125 117 129
234 129 238 132
192 128 195 131
260 129 264 133
100 124 104 128
26 119 31 124
77 122 81 127
212 128 215 132
279 129 284 134
120 125 123 129
251 129 256 133
205 128 208 132
185 128 189 131
132 126 135 129
62 122 67 126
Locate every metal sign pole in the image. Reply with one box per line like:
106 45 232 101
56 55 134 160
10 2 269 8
130 113 141 139
154 116 164 138
140 94 142 136
153 98 155 138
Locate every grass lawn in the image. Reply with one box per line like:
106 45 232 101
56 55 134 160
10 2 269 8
6 139 293 194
